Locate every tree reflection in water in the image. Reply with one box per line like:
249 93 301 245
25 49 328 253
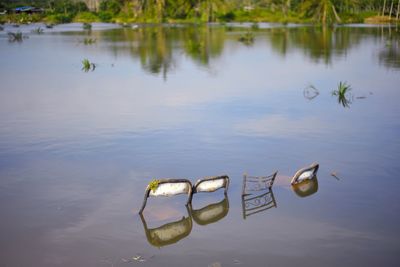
93 24 399 78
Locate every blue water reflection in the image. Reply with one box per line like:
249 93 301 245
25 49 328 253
0 23 399 266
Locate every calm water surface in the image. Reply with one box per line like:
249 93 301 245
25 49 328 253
0 23 399 266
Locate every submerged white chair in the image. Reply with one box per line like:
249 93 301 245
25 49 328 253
139 179 193 214
290 163 319 185
190 175 230 203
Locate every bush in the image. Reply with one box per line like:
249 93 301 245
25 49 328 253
74 12 99 23
218 11 235 22
98 11 113 22
45 14 73 24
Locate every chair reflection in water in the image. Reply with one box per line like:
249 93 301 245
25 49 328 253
188 195 229 226
140 195 229 247
291 163 319 198
241 172 277 219
139 208 193 248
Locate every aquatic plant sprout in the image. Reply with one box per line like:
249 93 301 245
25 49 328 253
83 23 92 30
31 27 44 34
83 38 96 45
81 59 96 72
238 31 255 45
7 32 25 42
332 81 352 108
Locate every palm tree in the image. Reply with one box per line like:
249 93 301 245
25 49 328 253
300 0 341 24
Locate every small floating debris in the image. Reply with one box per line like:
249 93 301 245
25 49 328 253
303 85 320 100
209 262 222 267
330 172 340 180
45 24 54 29
132 255 146 262
233 259 242 265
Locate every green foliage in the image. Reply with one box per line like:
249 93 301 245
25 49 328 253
332 81 352 107
98 11 113 22
83 38 96 45
74 12 99 23
81 59 96 72
148 180 160 193
238 31 255 45
45 14 73 24
82 22 92 30
31 27 44 34
99 0 121 15
218 11 236 22
8 31 25 42
2 0 395 25
251 22 259 30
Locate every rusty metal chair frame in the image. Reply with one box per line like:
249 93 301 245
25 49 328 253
290 163 319 185
139 179 193 214
190 175 230 203
242 171 277 196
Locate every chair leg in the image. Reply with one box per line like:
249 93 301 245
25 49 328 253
139 189 150 214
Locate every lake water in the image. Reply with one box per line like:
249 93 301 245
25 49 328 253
0 23 399 267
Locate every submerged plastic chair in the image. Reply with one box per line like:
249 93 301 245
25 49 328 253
190 175 230 203
139 179 193 214
290 163 319 185
291 163 319 198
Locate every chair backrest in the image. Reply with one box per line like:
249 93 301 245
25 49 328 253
291 163 319 185
139 179 192 214
242 171 277 196
192 175 230 194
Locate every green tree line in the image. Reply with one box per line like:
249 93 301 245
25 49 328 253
1 0 399 24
